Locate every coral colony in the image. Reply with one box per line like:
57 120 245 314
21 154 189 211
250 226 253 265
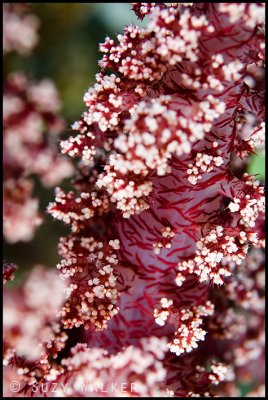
3 4 73 243
3 3 265 397
3 73 73 243
3 3 39 55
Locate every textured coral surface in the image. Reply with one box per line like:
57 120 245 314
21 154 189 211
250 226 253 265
3 3 265 398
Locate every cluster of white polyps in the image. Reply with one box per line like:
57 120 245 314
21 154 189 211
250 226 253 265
60 131 96 163
187 142 224 185
83 73 125 132
97 94 225 217
99 3 214 84
194 362 234 387
52 337 170 397
176 225 259 286
96 156 153 218
154 298 214 356
48 187 110 233
56 237 120 331
228 175 265 228
153 226 176 254
114 97 225 175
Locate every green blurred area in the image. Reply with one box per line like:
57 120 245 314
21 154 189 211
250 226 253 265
247 151 265 180
3 4 265 281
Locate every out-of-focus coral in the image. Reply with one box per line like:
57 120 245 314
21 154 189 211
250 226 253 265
51 337 170 397
3 266 67 363
3 73 73 243
3 3 39 55
3 2 73 244
3 265 68 396
3 178 42 244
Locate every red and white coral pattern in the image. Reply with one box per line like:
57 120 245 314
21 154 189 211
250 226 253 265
4 2 265 397
49 2 265 396
154 299 214 356
56 236 120 331
176 224 261 286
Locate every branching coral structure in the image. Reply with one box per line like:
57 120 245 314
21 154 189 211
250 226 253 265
3 3 265 397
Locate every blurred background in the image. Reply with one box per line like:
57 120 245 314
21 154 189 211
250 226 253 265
3 3 265 285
